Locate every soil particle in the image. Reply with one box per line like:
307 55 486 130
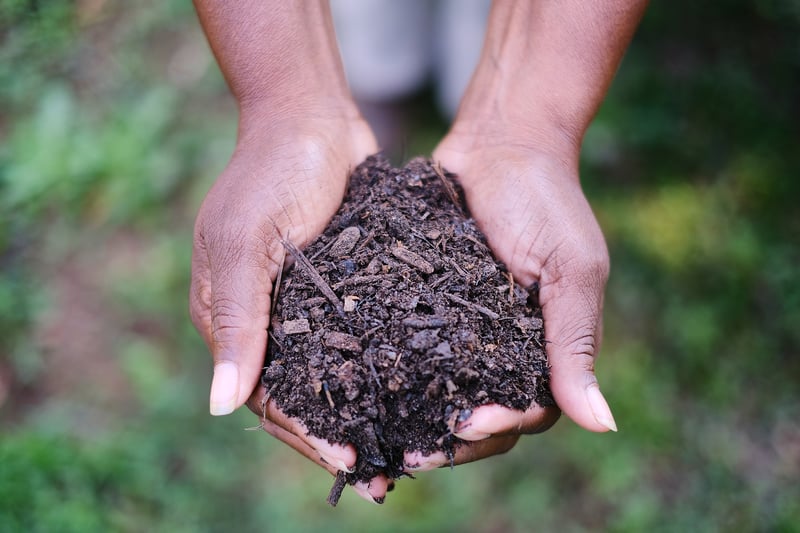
261 155 554 505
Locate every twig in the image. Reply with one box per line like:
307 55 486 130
268 331 284 352
327 471 348 507
444 293 500 320
271 248 286 313
309 235 337 261
322 382 335 409
430 271 454 290
463 233 490 253
365 352 382 388
409 227 438 251
506 272 515 304
521 332 540 352
245 383 278 431
433 161 465 214
444 256 470 279
281 238 343 315
355 230 375 252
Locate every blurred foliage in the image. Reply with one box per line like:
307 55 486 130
1 0 799 531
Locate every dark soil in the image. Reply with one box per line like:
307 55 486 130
261 155 554 505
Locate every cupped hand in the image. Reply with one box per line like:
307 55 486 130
431 131 616 453
403 403 560 472
189 112 390 502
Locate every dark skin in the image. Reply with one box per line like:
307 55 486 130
190 0 647 503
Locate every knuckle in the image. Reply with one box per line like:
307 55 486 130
207 223 281 278
560 236 609 285
541 233 609 289
209 297 258 347
581 245 610 284
552 314 600 368
188 299 208 332
188 284 213 344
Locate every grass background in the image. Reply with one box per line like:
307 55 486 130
1 1 799 531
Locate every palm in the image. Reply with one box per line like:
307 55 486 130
435 140 615 434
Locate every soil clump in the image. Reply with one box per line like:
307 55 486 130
261 155 554 505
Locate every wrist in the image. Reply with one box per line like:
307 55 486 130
233 101 377 173
197 0 359 129
452 63 586 162
451 0 646 160
237 95 365 140
444 110 582 167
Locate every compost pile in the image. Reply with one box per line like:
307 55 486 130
261 155 554 505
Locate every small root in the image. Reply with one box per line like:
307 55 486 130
323 382 335 409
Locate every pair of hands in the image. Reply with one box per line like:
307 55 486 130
189 110 615 503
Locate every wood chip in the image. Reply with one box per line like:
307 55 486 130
425 229 441 240
299 297 327 308
515 316 544 332
343 295 359 312
283 318 311 335
391 246 434 274
324 331 362 352
330 226 361 257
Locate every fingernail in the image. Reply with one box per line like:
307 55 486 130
352 483 378 504
404 459 439 472
453 412 490 440
453 427 492 441
586 384 618 432
319 452 355 473
209 361 239 416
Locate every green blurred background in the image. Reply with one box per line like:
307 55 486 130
1 1 798 531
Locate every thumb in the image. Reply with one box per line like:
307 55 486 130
540 255 617 433
206 239 277 416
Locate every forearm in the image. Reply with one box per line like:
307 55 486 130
193 1 359 129
457 0 648 154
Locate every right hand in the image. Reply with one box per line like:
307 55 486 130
189 111 391 502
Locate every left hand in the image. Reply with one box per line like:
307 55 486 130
405 130 615 471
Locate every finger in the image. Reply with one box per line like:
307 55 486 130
248 388 357 473
353 475 392 505
203 230 281 416
540 248 616 432
258 419 387 506
403 434 520 472
189 234 214 348
451 403 560 441
258 417 337 476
